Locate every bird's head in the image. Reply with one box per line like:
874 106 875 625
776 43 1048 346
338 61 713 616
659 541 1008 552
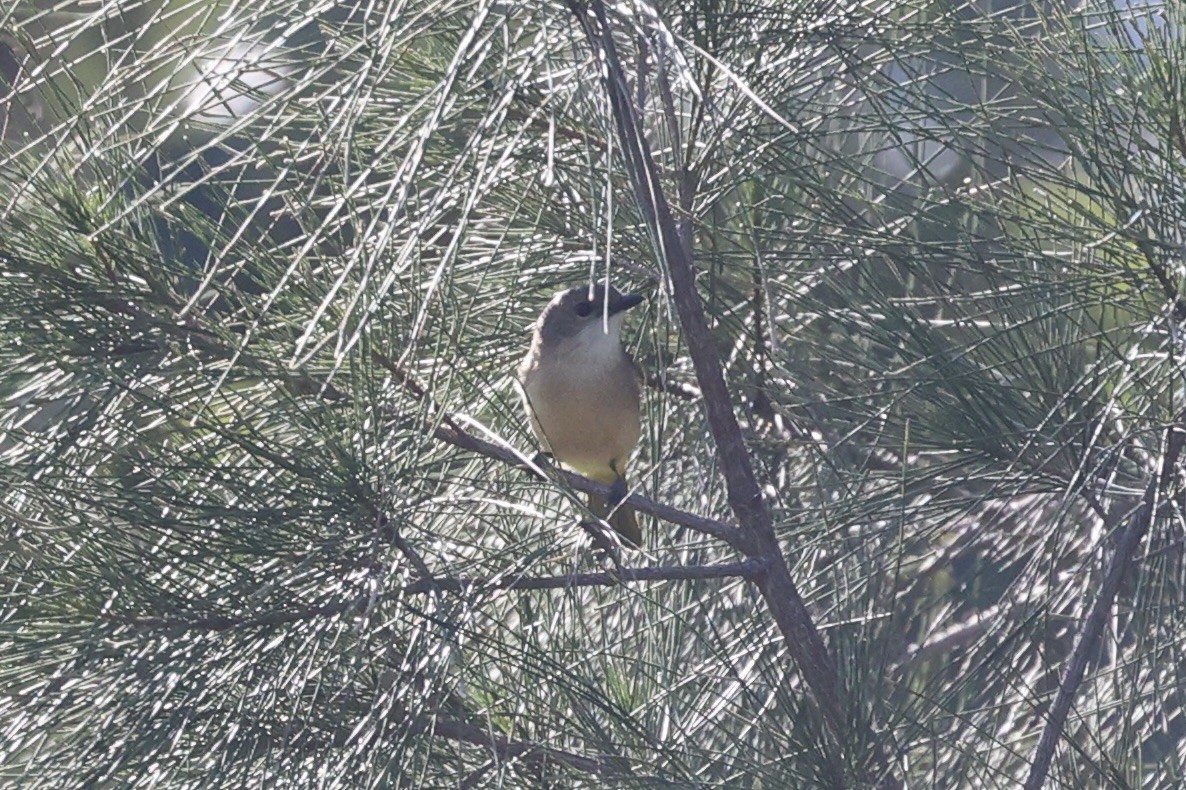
535 283 644 349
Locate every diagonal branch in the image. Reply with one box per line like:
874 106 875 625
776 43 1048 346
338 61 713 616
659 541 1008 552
1024 415 1186 789
1133 236 1186 323
369 348 740 544
565 0 851 756
431 420 740 544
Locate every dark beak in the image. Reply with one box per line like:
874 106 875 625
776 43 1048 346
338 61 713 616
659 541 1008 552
608 292 644 315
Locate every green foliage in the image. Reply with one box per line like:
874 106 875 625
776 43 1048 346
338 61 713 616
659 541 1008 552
3 0 1185 786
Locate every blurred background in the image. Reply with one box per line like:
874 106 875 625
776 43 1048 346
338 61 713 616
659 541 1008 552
2 0 1184 786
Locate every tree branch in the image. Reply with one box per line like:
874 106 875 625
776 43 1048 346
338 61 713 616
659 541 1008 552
109 561 765 632
566 0 846 745
1133 236 1186 323
411 714 616 776
431 421 740 545
1024 415 1186 789
404 559 767 594
369 345 739 544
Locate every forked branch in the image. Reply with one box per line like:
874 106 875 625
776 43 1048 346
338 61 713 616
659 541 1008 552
564 0 850 755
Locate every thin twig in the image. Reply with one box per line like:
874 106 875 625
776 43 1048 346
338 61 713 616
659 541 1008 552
1134 236 1186 323
379 513 439 591
749 266 773 423
108 561 765 632
411 715 616 776
286 690 619 778
1024 415 1186 789
653 35 694 255
404 559 767 594
371 348 466 435
108 599 364 632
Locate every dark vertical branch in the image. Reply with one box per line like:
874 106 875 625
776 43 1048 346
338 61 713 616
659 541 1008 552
565 0 846 743
1024 416 1186 789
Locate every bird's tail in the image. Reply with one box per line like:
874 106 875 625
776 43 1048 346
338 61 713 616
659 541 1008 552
588 474 641 547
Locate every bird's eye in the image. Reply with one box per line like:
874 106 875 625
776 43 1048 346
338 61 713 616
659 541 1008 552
574 301 593 317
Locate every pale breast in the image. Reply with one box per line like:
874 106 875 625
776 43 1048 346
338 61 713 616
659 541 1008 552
519 348 641 482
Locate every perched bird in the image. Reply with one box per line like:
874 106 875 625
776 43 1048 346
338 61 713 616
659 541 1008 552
518 283 645 546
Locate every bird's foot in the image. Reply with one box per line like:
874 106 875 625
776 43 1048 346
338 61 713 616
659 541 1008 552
607 474 628 509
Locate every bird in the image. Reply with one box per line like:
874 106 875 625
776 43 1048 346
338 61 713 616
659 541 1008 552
518 283 645 546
